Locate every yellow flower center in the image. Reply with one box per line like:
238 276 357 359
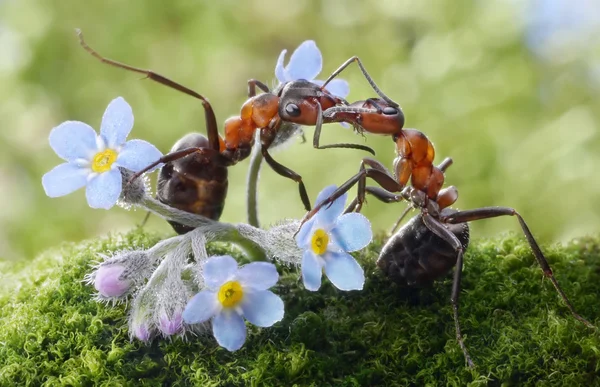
91 149 118 173
217 281 244 307
311 229 329 255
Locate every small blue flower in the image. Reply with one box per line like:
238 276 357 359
42 97 163 209
275 40 350 99
183 256 284 352
296 185 372 291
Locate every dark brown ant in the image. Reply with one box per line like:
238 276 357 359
156 133 228 234
77 30 375 216
299 128 596 366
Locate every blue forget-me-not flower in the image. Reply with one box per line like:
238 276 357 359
275 40 350 99
183 256 284 351
42 97 163 209
296 185 372 291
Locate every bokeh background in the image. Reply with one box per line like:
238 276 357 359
1 0 599 262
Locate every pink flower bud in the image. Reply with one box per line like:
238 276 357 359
94 264 131 297
134 322 151 342
158 311 183 336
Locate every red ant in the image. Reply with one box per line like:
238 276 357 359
298 110 595 367
77 31 374 222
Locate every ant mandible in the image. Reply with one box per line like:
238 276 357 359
77 31 374 216
298 124 595 367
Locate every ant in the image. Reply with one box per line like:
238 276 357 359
298 125 595 367
246 56 406 227
77 31 375 222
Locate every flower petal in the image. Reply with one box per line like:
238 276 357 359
314 185 347 226
332 212 373 252
237 262 279 291
301 250 323 291
213 310 246 351
49 121 98 162
100 97 134 148
324 251 365 291
183 290 219 324
116 139 163 172
275 49 288 83
42 162 89 197
241 290 284 327
285 40 322 81
295 216 316 249
203 255 239 289
85 168 122 209
313 79 350 99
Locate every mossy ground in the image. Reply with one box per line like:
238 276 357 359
1 231 599 386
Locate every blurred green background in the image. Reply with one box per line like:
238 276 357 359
1 0 599 262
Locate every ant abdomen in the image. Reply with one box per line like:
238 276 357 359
157 133 228 234
377 208 470 286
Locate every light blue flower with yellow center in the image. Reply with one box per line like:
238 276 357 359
296 185 373 291
42 97 163 209
183 256 284 352
275 40 350 99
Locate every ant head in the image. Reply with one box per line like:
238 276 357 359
278 80 338 125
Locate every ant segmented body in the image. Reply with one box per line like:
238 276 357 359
77 32 374 221
299 123 595 367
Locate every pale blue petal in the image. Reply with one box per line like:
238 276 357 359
314 185 347 226
324 251 365 291
286 40 322 81
100 97 134 148
241 290 284 327
313 79 350 99
116 139 163 172
42 163 89 197
302 250 323 291
85 168 122 209
204 255 238 289
213 311 246 351
332 212 373 252
49 121 98 162
275 49 288 83
183 290 219 324
295 216 316 249
237 262 279 291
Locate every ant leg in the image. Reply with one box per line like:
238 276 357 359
320 56 398 107
422 213 475 367
139 211 152 228
313 102 376 154
261 148 311 211
438 157 453 172
441 207 595 329
298 161 403 231
389 205 413 234
248 79 270 97
76 29 221 152
129 147 212 182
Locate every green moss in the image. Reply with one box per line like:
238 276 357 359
1 231 599 386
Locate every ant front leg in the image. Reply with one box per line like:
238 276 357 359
422 213 475 367
77 29 221 152
441 207 596 329
313 102 375 155
297 158 403 232
128 147 212 182
320 56 398 108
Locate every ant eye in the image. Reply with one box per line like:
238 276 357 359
383 107 398 115
285 103 301 117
